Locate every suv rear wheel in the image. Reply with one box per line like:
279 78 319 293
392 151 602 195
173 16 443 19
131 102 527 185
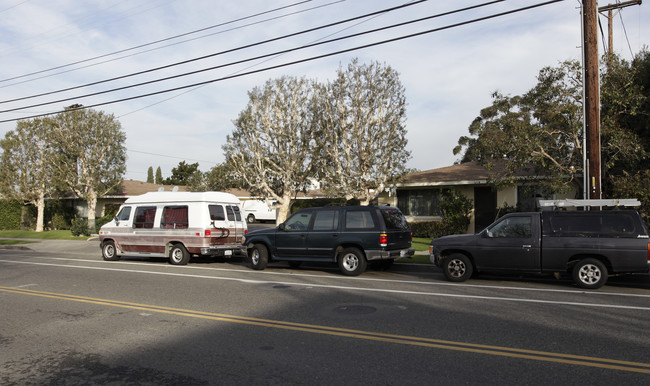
338 247 367 276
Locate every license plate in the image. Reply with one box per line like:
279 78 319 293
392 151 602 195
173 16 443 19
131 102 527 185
224 250 232 256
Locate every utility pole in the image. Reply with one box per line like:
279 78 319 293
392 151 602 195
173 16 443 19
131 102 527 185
583 0 601 200
598 1 642 57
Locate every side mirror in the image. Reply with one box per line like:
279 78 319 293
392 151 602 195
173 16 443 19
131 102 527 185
278 223 286 231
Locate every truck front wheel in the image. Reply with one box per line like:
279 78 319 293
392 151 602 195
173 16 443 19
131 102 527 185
572 258 607 289
441 253 473 282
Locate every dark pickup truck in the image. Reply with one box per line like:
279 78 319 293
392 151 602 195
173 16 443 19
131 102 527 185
430 210 650 289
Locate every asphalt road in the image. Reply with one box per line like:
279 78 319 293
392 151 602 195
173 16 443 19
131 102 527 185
1 238 649 385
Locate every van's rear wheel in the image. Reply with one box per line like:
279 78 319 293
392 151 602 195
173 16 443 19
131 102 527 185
169 244 190 265
572 258 607 289
249 244 268 270
101 241 119 261
338 247 367 276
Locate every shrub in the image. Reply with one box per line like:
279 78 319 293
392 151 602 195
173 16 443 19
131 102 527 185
0 200 22 230
70 218 90 237
51 213 70 230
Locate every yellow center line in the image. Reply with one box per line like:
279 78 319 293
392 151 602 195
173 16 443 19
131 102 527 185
2 285 649 374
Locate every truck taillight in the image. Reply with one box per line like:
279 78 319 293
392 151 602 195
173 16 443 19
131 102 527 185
379 233 388 247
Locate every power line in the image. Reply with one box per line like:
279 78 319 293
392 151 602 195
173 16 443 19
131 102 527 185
0 0 504 113
0 0 565 124
0 0 426 104
0 0 314 84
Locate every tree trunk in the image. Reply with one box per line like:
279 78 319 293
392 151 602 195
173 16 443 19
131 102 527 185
35 193 45 232
86 191 97 232
275 193 293 224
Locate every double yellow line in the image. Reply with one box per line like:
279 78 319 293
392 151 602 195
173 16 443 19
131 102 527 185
2 285 649 374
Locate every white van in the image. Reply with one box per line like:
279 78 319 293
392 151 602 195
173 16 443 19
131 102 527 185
99 191 247 265
241 199 277 223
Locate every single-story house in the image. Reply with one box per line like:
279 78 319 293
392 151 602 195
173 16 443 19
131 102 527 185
378 162 575 233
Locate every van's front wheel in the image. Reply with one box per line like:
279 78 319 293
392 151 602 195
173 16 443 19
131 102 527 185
101 241 119 261
169 244 190 265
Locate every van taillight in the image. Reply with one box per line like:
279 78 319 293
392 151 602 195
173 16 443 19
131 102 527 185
204 230 211 237
380 233 388 247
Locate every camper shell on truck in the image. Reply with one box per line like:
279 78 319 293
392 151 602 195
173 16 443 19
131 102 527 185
430 208 650 289
99 192 247 265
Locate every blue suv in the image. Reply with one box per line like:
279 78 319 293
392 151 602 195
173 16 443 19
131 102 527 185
244 206 414 276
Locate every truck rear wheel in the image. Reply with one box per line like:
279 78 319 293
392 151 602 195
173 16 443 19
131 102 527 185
169 244 190 265
441 253 473 282
572 258 607 289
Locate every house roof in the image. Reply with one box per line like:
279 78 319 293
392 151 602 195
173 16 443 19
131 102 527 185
106 180 324 199
402 162 493 186
400 161 536 187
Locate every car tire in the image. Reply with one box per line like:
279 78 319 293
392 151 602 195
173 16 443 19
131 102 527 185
338 247 367 276
572 258 607 289
247 214 255 224
101 240 120 261
441 253 473 282
169 244 190 265
250 244 268 270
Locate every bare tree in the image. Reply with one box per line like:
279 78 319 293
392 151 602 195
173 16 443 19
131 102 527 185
49 107 127 231
0 118 55 232
223 76 319 223
318 59 411 205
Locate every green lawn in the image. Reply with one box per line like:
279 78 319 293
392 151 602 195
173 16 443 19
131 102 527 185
0 230 89 241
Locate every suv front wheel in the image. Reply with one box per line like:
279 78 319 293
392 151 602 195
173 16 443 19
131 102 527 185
338 247 367 276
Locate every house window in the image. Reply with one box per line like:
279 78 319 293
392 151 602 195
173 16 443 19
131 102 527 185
397 189 442 216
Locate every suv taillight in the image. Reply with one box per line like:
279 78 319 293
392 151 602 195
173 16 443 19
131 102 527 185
379 233 388 247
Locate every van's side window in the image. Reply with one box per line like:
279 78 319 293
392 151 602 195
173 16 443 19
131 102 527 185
227 205 242 221
133 206 157 229
161 206 188 229
116 206 132 221
209 205 225 221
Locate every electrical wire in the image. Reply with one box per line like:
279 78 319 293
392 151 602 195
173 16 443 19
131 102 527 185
0 0 428 103
0 0 314 84
0 0 565 124
0 0 506 113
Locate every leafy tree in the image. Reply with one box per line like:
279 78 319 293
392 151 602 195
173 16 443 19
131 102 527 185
224 76 319 223
49 106 127 231
163 161 200 186
146 166 154 183
155 166 163 184
318 59 411 204
0 118 56 231
455 60 584 194
188 162 246 192
601 49 650 221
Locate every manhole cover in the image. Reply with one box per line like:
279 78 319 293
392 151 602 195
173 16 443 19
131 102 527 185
333 305 377 315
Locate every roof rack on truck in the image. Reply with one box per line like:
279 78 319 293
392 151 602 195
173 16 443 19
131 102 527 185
538 198 641 209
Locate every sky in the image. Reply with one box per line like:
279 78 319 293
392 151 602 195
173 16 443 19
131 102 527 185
1 0 648 182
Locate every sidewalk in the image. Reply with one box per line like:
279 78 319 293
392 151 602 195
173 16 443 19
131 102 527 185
0 237 100 256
